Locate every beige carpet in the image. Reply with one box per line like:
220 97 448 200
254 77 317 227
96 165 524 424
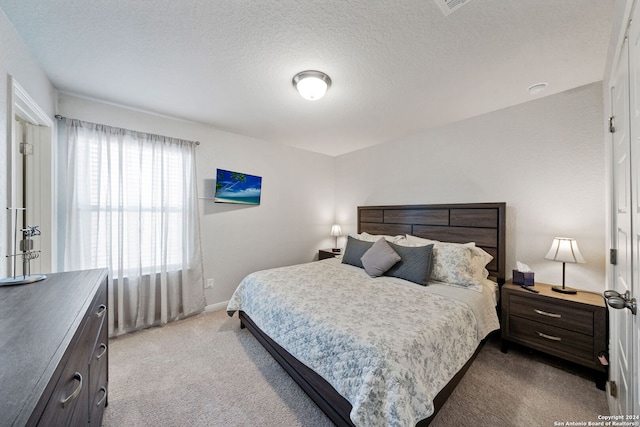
102 309 609 427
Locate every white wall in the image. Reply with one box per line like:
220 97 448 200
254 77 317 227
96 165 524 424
0 11 56 278
58 94 336 307
335 82 606 293
3 3 606 296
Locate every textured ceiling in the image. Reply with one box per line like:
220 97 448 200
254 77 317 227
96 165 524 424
0 0 615 156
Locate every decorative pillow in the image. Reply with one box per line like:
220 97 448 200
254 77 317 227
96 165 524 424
384 242 434 286
405 234 493 280
341 236 374 269
361 238 401 277
430 244 483 291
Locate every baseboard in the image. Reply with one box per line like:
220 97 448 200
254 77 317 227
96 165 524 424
204 301 229 313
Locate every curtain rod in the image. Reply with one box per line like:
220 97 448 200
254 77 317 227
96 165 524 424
54 114 201 145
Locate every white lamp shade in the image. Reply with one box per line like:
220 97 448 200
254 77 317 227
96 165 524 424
544 237 585 264
330 224 342 237
293 71 331 101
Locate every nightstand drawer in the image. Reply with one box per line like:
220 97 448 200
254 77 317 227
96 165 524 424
509 316 595 364
510 294 594 335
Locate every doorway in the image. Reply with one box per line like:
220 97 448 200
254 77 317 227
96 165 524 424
6 77 55 276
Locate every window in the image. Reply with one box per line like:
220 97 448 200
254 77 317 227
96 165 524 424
80 136 186 274
63 118 205 334
64 121 199 278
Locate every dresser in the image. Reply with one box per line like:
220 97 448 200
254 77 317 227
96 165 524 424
0 269 109 426
501 280 607 389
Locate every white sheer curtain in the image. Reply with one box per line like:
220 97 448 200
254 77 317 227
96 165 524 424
63 119 205 336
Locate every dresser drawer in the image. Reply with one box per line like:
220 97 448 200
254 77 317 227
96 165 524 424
85 283 107 345
509 316 595 365
89 316 107 401
90 368 108 425
37 321 92 426
89 318 108 426
87 275 108 426
509 294 594 335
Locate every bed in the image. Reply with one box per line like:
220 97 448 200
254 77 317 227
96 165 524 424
227 202 506 427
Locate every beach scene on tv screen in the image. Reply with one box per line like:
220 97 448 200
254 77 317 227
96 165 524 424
215 169 262 205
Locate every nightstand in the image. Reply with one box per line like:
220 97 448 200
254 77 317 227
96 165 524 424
501 280 607 389
319 248 340 260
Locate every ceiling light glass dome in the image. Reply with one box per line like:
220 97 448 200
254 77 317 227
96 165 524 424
293 70 331 101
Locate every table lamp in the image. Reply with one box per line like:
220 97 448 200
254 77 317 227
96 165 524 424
330 224 342 252
544 237 585 294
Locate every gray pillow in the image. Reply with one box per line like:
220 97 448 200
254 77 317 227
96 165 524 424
361 238 401 277
384 242 434 286
341 236 374 269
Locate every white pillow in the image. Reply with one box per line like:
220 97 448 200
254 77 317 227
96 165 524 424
405 235 437 246
406 234 469 247
470 247 493 279
359 232 404 243
394 236 420 247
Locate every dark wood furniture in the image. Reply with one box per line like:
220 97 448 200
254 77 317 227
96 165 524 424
239 202 506 426
501 280 607 389
358 203 506 284
318 248 340 260
0 269 109 426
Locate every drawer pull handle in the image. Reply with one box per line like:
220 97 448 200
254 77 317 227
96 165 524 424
61 372 83 408
96 304 107 318
96 386 108 407
536 331 562 341
534 309 561 318
97 343 107 359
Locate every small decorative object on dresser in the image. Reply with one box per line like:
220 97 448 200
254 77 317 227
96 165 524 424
319 248 339 260
501 280 607 389
0 207 46 286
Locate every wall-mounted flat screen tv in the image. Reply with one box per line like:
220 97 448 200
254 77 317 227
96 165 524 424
215 169 262 205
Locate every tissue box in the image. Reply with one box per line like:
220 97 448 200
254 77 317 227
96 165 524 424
513 270 535 286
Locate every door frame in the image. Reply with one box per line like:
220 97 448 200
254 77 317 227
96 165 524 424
6 76 55 275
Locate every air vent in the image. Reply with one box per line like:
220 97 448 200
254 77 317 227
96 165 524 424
434 0 472 16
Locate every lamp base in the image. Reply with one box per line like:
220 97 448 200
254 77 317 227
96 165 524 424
0 274 46 287
552 285 577 295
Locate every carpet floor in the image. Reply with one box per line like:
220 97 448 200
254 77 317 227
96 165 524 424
102 309 609 427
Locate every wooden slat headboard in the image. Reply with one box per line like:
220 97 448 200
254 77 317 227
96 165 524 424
358 202 506 284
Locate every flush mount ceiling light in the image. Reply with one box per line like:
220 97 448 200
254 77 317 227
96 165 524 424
527 82 548 95
292 70 331 101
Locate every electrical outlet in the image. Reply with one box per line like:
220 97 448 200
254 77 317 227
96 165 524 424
206 278 214 289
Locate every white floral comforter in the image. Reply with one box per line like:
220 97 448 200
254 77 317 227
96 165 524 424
227 259 499 427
